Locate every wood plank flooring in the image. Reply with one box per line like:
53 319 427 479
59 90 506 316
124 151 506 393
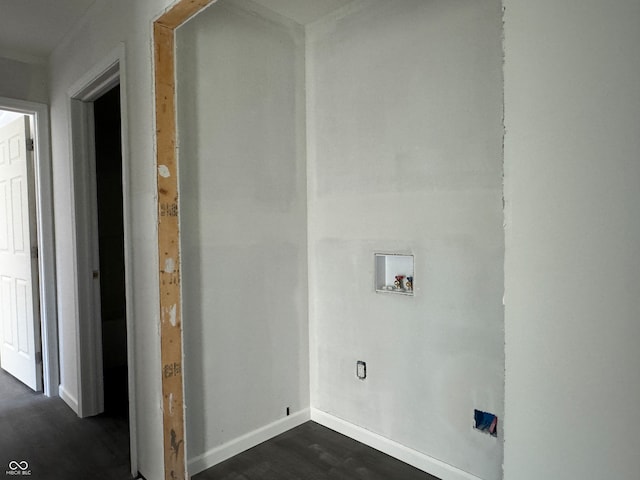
2 368 440 480
194 421 440 480
0 368 132 480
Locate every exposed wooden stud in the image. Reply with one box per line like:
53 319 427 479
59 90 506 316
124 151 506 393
156 0 215 29
153 1 215 479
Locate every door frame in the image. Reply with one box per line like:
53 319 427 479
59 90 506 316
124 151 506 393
152 2 217 478
0 96 57 397
68 44 138 477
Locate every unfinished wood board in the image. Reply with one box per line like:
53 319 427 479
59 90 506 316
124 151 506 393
153 1 215 479
156 0 215 29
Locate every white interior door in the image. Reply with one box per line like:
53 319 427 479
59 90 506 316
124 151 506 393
0 115 42 391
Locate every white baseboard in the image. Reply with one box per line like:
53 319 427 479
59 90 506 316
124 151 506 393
310 408 484 480
188 408 311 476
58 384 79 414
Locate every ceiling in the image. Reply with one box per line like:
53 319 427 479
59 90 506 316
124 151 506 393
247 0 353 25
0 0 97 62
0 0 353 63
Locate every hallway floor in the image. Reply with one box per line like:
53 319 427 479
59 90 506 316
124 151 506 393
1 367 439 480
0 368 132 479
194 421 439 480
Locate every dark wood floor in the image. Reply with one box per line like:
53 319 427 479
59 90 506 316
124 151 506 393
0 368 132 480
2 368 438 480
194 421 439 480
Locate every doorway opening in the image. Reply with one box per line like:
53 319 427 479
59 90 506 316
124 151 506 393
0 99 57 398
0 110 42 392
93 85 129 418
68 47 138 476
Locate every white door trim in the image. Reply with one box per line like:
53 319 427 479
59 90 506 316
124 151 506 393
69 95 103 417
0 96 58 398
67 43 138 477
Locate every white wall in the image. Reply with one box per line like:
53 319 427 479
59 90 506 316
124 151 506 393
42 0 640 478
176 0 309 467
503 1 640 479
306 1 504 479
48 1 179 478
0 56 48 104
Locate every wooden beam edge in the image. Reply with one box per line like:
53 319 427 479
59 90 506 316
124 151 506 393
156 0 216 30
153 1 217 479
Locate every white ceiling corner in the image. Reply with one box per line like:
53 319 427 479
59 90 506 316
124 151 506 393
0 0 355 63
0 0 97 61
245 0 354 25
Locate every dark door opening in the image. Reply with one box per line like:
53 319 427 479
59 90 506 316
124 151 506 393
93 85 129 419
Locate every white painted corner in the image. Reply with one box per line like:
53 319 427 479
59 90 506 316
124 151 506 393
187 408 311 476
59 384 79 415
310 408 485 480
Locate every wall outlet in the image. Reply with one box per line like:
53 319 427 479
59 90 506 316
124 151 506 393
356 361 366 379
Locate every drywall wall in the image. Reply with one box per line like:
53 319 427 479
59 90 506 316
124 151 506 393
0 56 48 104
306 1 504 479
503 1 640 479
176 0 309 469
48 0 180 478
